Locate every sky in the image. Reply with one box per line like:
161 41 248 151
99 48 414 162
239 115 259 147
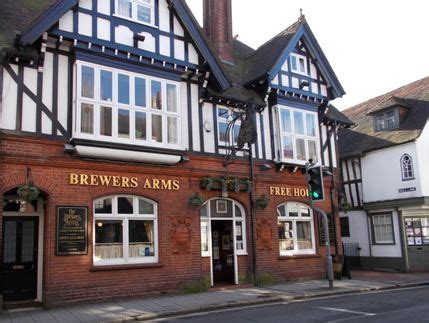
186 0 429 110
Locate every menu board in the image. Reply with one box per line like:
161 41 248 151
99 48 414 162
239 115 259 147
57 206 88 255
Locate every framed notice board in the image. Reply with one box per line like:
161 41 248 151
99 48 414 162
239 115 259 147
56 206 88 255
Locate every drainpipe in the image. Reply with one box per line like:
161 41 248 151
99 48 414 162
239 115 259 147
249 148 257 285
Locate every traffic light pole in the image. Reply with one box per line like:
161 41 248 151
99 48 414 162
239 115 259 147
305 163 334 290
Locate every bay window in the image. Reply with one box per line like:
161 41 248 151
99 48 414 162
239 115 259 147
277 202 315 256
276 105 319 164
94 195 158 265
76 62 181 148
116 0 155 26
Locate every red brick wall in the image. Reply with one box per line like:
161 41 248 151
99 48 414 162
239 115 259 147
0 134 342 305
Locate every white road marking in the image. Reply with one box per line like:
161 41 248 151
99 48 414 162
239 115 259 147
317 306 376 316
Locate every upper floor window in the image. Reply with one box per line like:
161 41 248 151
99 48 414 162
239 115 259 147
290 53 308 75
276 105 319 164
116 0 155 26
76 62 181 149
217 107 241 147
401 154 414 180
277 202 315 256
374 109 398 131
94 195 158 266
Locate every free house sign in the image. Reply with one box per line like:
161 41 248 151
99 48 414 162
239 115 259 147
57 206 88 255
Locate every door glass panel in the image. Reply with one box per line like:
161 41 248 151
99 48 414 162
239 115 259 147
21 221 35 262
4 221 17 263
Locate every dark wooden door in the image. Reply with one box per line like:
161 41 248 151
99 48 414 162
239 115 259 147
212 220 234 284
2 217 38 302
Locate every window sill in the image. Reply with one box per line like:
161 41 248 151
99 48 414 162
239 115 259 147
278 254 321 260
113 14 158 30
90 262 163 271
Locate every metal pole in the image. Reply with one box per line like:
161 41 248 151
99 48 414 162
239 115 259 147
249 149 257 285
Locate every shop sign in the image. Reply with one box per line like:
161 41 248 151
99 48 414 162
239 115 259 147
57 206 88 255
68 173 180 191
269 186 309 197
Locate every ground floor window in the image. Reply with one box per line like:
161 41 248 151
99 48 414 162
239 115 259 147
94 195 157 265
371 213 394 244
405 216 429 246
277 202 315 256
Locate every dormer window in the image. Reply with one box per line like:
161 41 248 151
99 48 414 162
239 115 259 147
374 109 398 131
116 0 155 26
290 54 308 75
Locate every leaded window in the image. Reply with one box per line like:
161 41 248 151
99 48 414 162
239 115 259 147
401 154 414 180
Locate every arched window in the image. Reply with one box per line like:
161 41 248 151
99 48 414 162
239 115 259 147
277 202 315 256
93 195 157 266
401 154 414 180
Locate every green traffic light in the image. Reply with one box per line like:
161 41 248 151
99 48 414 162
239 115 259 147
312 192 320 199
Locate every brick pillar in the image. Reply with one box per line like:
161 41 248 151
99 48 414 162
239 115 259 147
203 0 234 63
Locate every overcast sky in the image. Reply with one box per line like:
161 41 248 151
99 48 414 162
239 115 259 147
186 0 429 110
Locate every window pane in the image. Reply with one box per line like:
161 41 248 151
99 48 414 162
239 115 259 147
151 80 162 109
297 221 312 250
306 114 316 136
218 108 228 118
118 74 130 105
118 0 132 17
100 106 112 136
235 205 242 218
219 122 228 143
81 103 94 134
152 114 163 142
137 4 151 23
386 111 396 128
135 111 147 140
95 220 123 260
298 57 306 73
167 84 177 112
81 66 94 98
288 203 299 217
118 196 133 214
291 56 297 71
308 140 318 162
233 124 240 144
129 220 155 257
139 199 154 214
279 221 294 251
118 109 130 138
95 198 112 214
277 205 286 217
135 77 146 107
294 111 304 134
167 116 178 144
200 204 208 217
376 115 385 131
100 70 112 101
296 138 306 160
280 109 292 133
236 221 243 250
201 222 209 253
282 136 293 159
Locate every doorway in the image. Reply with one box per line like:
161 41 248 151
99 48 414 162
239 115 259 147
2 217 39 302
212 220 234 284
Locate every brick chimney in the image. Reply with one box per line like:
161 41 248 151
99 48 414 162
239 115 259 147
203 0 233 63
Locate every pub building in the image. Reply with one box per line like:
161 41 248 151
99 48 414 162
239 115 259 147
0 0 352 306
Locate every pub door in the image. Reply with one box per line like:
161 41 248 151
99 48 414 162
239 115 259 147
211 220 234 284
2 217 39 302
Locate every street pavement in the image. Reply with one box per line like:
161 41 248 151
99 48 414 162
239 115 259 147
1 270 429 322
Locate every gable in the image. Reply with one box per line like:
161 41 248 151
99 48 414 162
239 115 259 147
19 0 230 90
270 40 329 101
268 23 344 100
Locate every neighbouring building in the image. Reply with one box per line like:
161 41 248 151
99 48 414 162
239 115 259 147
0 0 350 306
339 77 429 272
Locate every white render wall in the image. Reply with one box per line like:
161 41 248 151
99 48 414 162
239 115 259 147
415 122 429 196
361 142 421 203
340 210 370 257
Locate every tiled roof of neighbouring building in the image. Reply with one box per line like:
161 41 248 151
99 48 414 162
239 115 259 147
338 76 429 158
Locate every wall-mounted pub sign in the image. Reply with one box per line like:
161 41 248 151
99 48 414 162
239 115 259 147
57 206 88 255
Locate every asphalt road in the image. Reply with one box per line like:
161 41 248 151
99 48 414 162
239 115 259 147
160 286 429 322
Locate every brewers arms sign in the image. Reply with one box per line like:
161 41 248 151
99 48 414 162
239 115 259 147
69 173 180 190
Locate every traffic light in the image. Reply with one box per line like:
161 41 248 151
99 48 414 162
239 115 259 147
306 165 324 201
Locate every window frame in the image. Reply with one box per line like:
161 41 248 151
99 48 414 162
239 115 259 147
114 0 156 27
93 195 158 266
340 217 350 237
374 109 399 131
277 202 316 256
276 105 320 165
370 213 395 245
75 61 181 149
290 53 308 75
400 154 414 181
